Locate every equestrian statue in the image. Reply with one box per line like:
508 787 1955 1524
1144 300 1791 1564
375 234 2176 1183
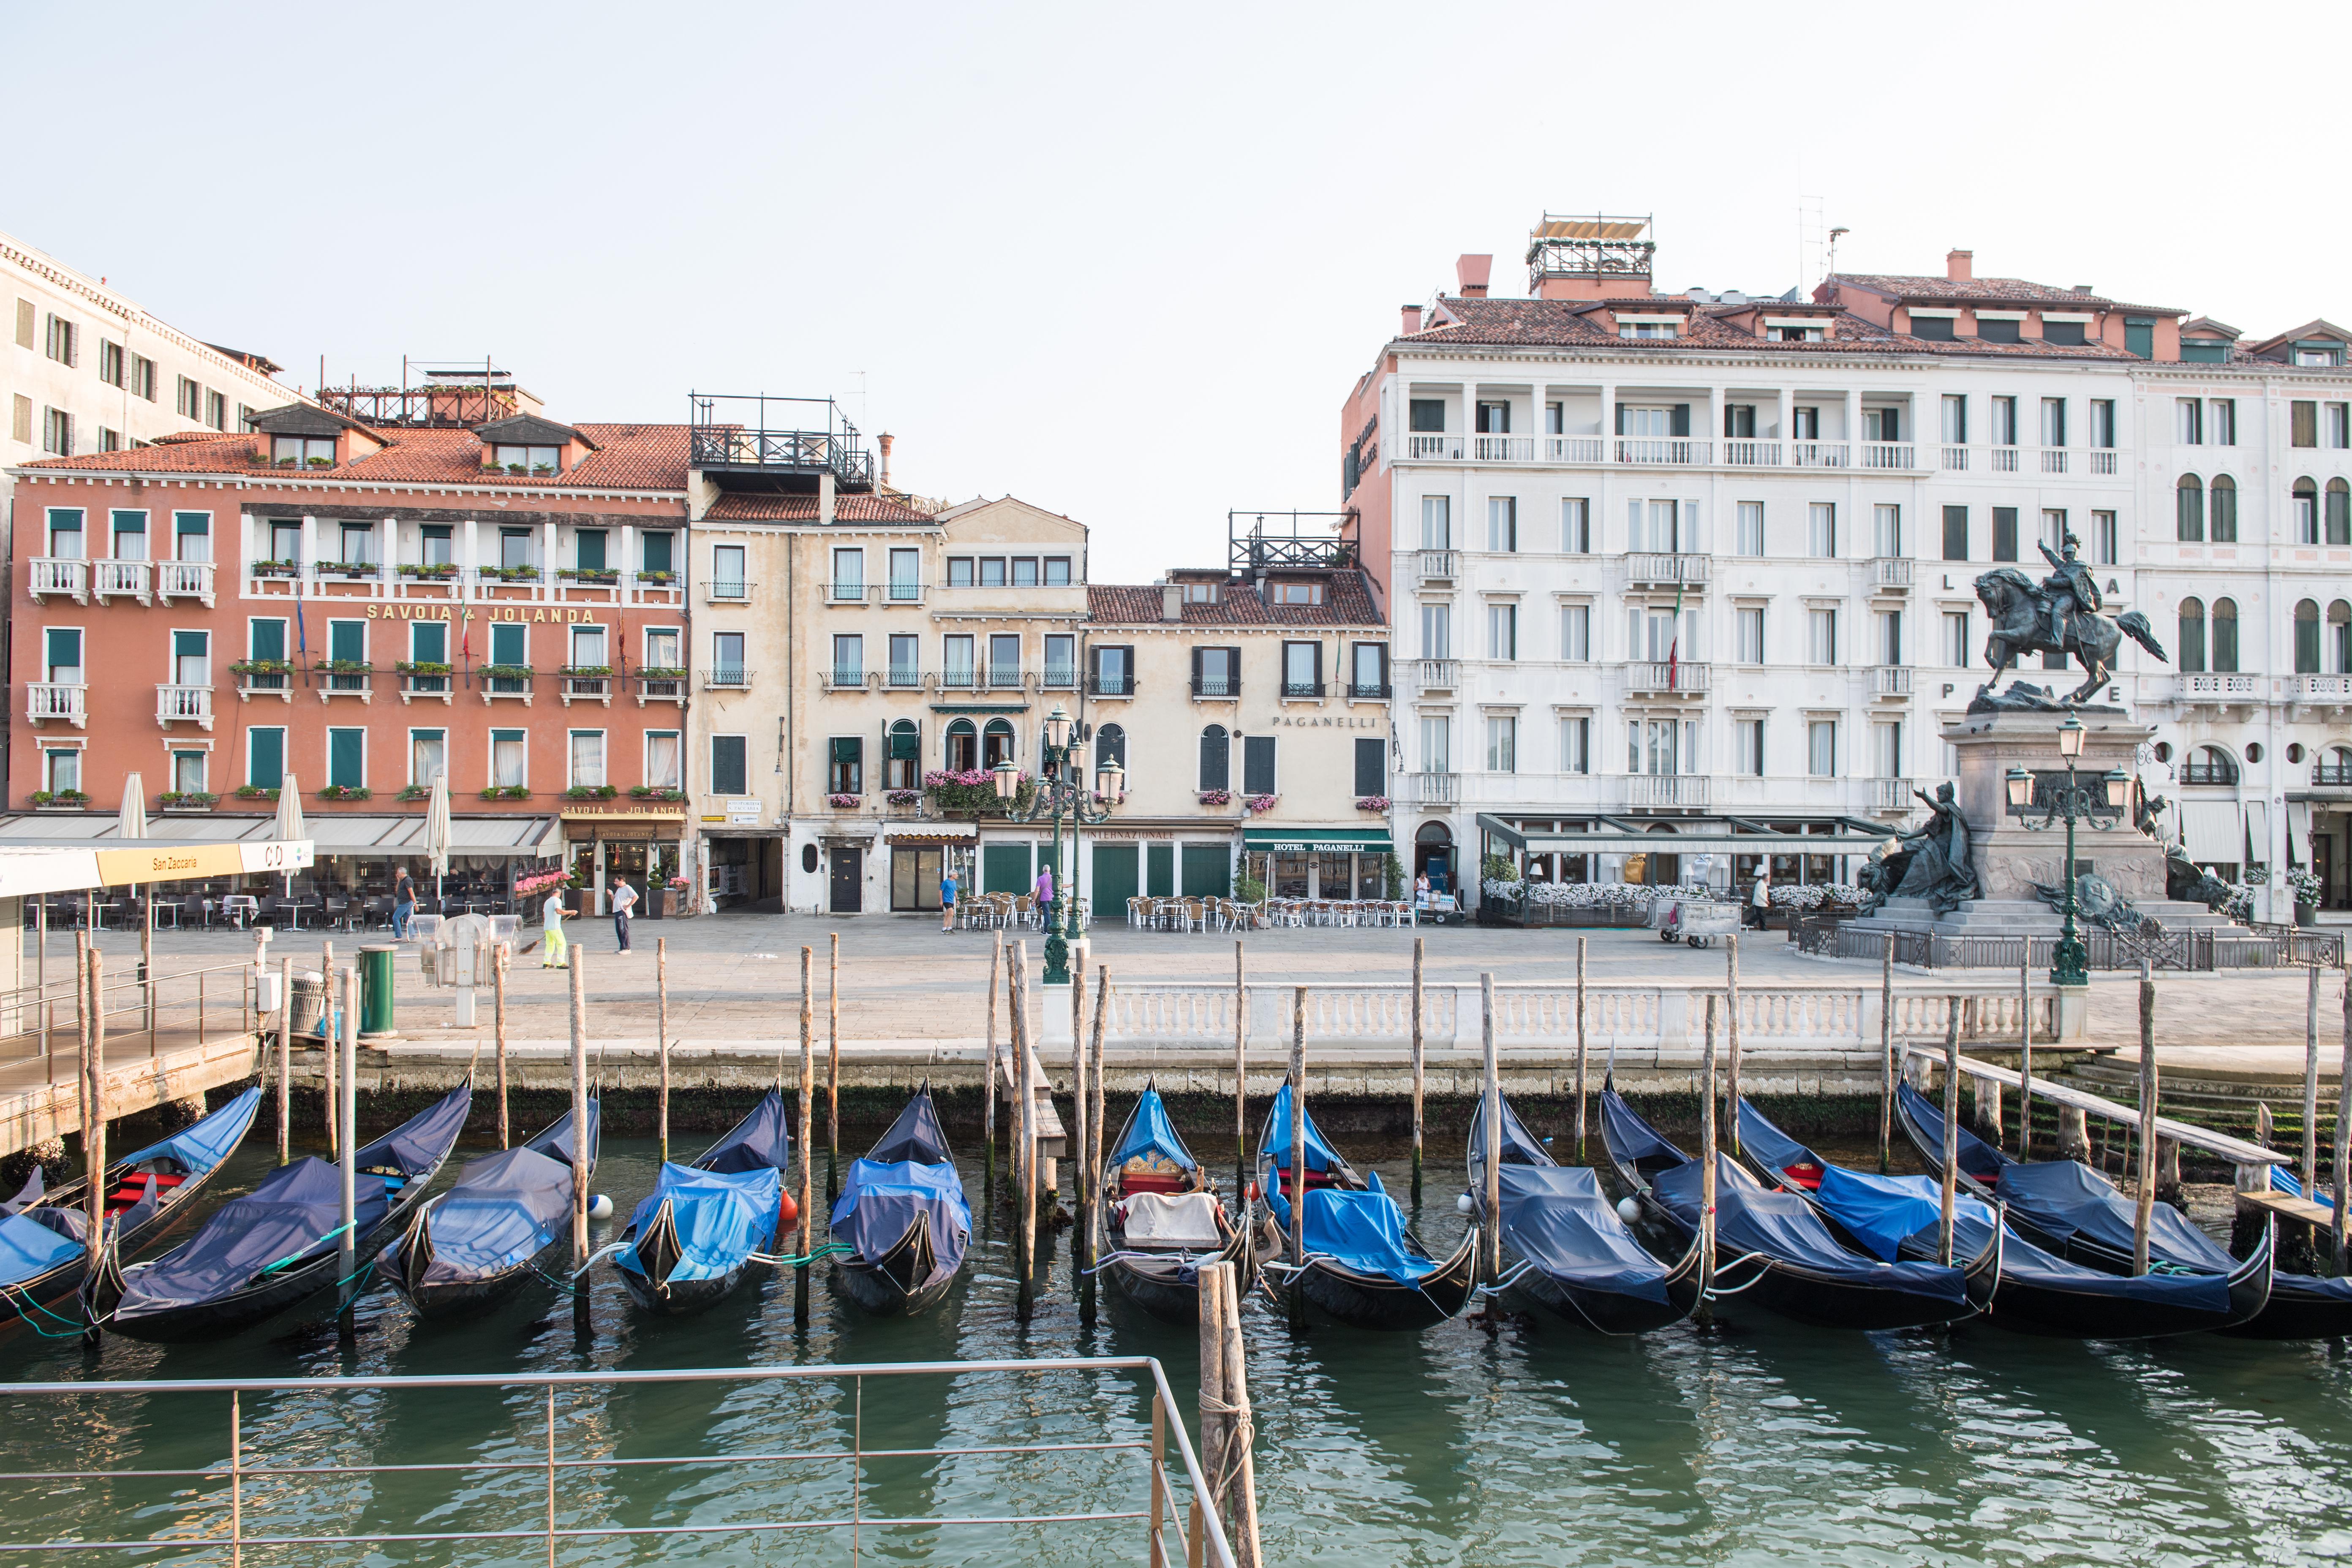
1974 531 2168 708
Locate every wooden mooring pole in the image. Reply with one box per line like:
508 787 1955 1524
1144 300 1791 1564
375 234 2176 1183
1574 936 1589 1163
2335 959 2349 1273
2017 957 2034 1157
275 953 292 1166
1725 936 1742 1155
569 953 591 1341
1288 985 1306 1330
320 942 338 1162
1234 941 1247 1199
1481 973 1500 1287
1878 945 1894 1174
1196 1259 1262 1568
827 933 841 1205
1938 997 1959 1266
654 938 668 1165
2134 961 2158 1276
796 947 815 1325
494 947 511 1150
81 945 104 1351
1089 963 1110 1307
1073 947 1093 1324
1410 937 1425 1204
2303 961 2321 1197
1013 942 1037 1321
983 936 1001 1212
1698 993 1718 1309
337 964 359 1344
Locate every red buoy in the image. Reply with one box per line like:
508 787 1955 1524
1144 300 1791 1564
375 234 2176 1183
777 1191 800 1229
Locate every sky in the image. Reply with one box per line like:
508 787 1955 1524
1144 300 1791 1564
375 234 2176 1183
6 0 2348 582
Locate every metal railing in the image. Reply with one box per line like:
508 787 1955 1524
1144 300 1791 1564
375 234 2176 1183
1190 678 1241 699
704 579 754 604
0 953 257 1079
1086 674 1138 697
702 667 752 690
1804 919 2342 972
0 1359 1235 1568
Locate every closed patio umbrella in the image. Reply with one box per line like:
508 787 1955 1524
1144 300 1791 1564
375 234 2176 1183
425 770 452 905
120 773 152 1021
117 773 150 840
274 773 306 893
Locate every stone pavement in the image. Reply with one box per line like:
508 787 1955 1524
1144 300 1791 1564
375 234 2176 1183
49 912 2347 1060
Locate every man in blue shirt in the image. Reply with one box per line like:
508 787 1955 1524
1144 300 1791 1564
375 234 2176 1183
940 865 959 932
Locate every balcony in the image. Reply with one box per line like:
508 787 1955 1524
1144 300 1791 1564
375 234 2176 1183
986 666 1029 692
1042 667 1078 693
399 670 454 705
1408 770 1459 807
704 579 754 605
1347 681 1391 700
828 580 867 604
2177 673 2259 707
2180 760 2239 786
559 672 614 706
1280 681 1327 701
1616 437 1712 466
1416 549 1459 583
235 667 294 702
883 667 924 692
315 667 373 703
1625 553 1707 588
92 560 151 605
1623 660 1708 695
479 668 534 705
27 683 87 728
1086 674 1138 698
155 561 216 607
637 672 686 705
820 668 872 694
1859 442 1918 471
702 667 753 691
155 684 213 731
1403 432 1465 460
1190 677 1241 701
686 400 875 492
29 559 89 603
1623 774 1709 808
882 580 926 605
937 669 980 693
1870 557 1915 592
1869 665 1914 698
1870 777 1915 814
1413 659 1460 692
2316 762 2352 787
1471 433 1535 462
2287 674 2352 705
1936 445 2113 475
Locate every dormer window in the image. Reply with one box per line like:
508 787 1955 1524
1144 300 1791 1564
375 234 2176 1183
1617 315 1681 340
272 436 335 468
2298 347 2344 367
1270 581 1324 606
1766 323 1825 342
1182 582 1222 604
491 444 562 475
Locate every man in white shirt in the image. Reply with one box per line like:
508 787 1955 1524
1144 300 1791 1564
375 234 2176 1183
1748 865 1772 930
541 888 571 969
610 875 639 953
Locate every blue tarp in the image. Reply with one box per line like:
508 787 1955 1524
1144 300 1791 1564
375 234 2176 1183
1110 1087 1196 1172
1897 1081 2015 1184
698 1090 792 1176
865 1090 952 1167
829 1158 971 1285
1600 1090 1687 1174
521 1100 601 1169
1993 1160 2238 1271
116 1159 392 1322
0 1212 84 1286
1261 1084 1348 1175
616 1163 781 1283
1302 1173 1433 1287
1734 1099 1820 1184
413 1147 574 1287
354 1084 475 1179
1495 1164 1671 1305
1816 1164 1996 1261
1467 1095 1556 1175
116 1088 263 1175
1653 1154 1968 1306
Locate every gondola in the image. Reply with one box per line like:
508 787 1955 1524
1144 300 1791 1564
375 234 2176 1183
1737 1096 2264 1337
391 1099 601 1320
1255 1083 1479 1331
1598 1085 1995 1330
614 1089 790 1317
829 1086 969 1318
1097 1083 1266 1325
1464 1093 1702 1334
89 1083 473 1343
1895 1079 2300 1337
0 1087 263 1335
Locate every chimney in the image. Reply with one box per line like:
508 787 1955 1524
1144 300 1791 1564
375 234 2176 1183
818 471 836 528
1946 249 1974 283
1160 580 1182 622
1455 254 1493 298
1400 303 1423 336
877 432 893 488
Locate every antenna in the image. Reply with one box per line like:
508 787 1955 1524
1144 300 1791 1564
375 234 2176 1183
1827 227 1850 280
1796 197 1825 294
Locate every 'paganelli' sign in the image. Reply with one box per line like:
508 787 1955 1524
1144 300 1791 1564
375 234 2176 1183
1263 715 1380 730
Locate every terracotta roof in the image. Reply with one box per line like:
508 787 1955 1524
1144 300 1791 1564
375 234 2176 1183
1402 296 2141 361
702 493 934 523
1089 574 1383 628
1828 273 2185 316
9 424 691 490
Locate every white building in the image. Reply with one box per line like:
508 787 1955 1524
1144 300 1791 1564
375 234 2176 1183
1339 216 2352 920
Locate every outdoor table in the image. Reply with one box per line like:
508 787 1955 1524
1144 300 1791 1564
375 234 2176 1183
222 895 259 928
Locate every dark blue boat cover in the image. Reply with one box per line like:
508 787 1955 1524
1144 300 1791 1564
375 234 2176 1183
1261 1083 1348 1176
414 1147 574 1287
115 1159 392 1322
521 1100 601 1168
1654 1154 1967 1306
617 1163 780 1282
1600 1090 1688 1174
829 1158 971 1284
1734 1098 1819 1183
1897 1080 2015 1182
1993 1160 2238 1271
1496 1164 1671 1305
0 1211 84 1284
354 1084 475 1179
1467 1095 1556 1175
698 1090 792 1175
1303 1173 1433 1286
1110 1087 1196 1172
117 1087 264 1174
864 1089 951 1167
1813 1164 2237 1313
0 1167 44 1216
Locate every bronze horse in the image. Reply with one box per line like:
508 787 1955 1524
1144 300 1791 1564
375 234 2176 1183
1974 567 2167 705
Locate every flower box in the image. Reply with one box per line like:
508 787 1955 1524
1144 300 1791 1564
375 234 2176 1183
316 659 373 675
397 784 433 802
885 788 922 807
924 769 1035 817
479 565 541 583
1244 794 1279 815
314 561 378 578
235 785 281 801
558 665 613 679
158 792 218 810
27 790 90 808
1197 789 1233 807
316 784 372 802
395 661 453 676
229 659 292 676
629 785 685 802
637 571 676 585
515 869 574 898
1355 795 1392 812
564 785 618 800
635 667 686 681
828 793 862 809
306 456 334 468
558 568 618 585
250 562 299 579
479 664 535 682
480 785 531 800
397 563 459 580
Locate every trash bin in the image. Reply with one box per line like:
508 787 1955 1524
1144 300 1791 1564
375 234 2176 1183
359 944 398 1039
286 971 331 1040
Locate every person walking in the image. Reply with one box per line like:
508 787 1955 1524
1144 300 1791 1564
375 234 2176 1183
939 862 960 933
1748 863 1772 931
392 866 416 939
1032 862 1054 929
540 886 571 969
610 874 637 952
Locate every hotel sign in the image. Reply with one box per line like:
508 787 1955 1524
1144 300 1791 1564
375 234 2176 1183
1265 715 1381 730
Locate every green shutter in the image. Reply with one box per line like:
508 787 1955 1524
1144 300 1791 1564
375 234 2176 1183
1354 737 1385 798
641 531 674 574
412 622 448 664
1180 844 1232 898
983 844 1030 894
250 619 286 662
576 529 607 570
249 728 284 789
44 628 80 670
889 723 920 760
328 729 364 788
329 621 366 664
1091 843 1139 909
1146 844 1175 897
173 631 207 660
491 623 525 665
174 510 209 536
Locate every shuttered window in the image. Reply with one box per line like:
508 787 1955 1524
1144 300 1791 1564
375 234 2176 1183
828 736 864 795
249 619 287 664
1198 726 1229 792
327 727 365 788
1354 737 1386 798
1242 735 1276 796
249 728 285 789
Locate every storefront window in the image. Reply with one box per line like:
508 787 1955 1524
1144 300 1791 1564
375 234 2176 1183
1274 853 1311 898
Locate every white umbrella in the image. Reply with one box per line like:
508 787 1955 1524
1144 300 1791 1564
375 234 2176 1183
425 769 452 904
117 773 149 840
274 773 306 893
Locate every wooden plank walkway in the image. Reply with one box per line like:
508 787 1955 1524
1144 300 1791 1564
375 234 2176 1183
1913 1046 2284 1168
2240 1189 2336 1227
0 1031 261 1158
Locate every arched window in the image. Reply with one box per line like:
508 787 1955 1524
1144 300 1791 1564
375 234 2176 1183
1096 722 1127 770
944 719 978 773
2185 745 2239 786
2177 596 2206 672
2212 596 2239 672
982 719 1015 770
2210 474 2238 542
2330 479 2351 546
887 719 920 789
2331 600 2352 674
2296 599 2322 674
1198 725 1230 792
2175 474 2204 542
2324 746 2352 786
2295 478 2321 544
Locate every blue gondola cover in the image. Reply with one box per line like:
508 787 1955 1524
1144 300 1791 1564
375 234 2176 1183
522 1100 602 1168
1467 1097 1556 1172
115 1087 264 1174
411 1147 576 1288
1991 1161 2238 1271
0 1212 84 1284
115 1160 392 1321
1300 1173 1433 1286
1110 1088 1196 1172
1654 1154 1967 1305
697 1090 792 1175
830 1159 970 1282
354 1084 476 1179
1494 1164 1671 1304
865 1091 953 1167
616 1164 781 1283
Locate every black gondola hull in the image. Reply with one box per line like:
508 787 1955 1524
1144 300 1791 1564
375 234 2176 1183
2219 1266 2345 1339
1104 1219 1266 1326
617 1260 762 1316
830 1213 953 1318
1499 1231 1705 1335
1287 1230 1480 1331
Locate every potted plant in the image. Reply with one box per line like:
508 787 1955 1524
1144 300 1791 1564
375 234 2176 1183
395 661 452 677
229 658 292 677
533 462 555 476
828 792 861 809
481 564 540 582
397 562 459 580
1355 795 1391 812
479 784 531 801
637 570 676 585
306 455 334 468
924 768 1034 817
2287 868 2323 926
515 868 574 898
558 566 619 584
28 789 90 809
559 664 613 678
159 790 218 811
316 784 372 802
1244 794 1279 815
235 784 281 800
886 788 922 807
250 561 298 578
275 455 299 468
564 784 618 800
1197 789 1232 807
629 785 685 801
316 659 373 678
1234 876 1267 904
480 663 535 683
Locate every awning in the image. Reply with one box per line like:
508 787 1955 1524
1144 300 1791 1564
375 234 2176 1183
2245 798 2268 866
1241 828 1393 854
887 826 977 844
1476 813 1893 855
2178 800 2239 863
0 838 314 899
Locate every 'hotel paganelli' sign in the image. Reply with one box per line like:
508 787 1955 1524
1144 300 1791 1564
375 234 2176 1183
365 605 610 623
1264 716 1380 730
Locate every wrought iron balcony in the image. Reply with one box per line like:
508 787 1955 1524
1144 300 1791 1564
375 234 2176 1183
687 393 874 492
1086 673 1138 697
1190 677 1241 700
1280 681 1326 700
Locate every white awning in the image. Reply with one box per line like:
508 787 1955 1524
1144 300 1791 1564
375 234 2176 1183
2245 798 2269 865
2179 799 2240 863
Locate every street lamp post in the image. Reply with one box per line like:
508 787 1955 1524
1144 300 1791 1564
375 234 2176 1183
2005 714 2127 989
996 703 1123 987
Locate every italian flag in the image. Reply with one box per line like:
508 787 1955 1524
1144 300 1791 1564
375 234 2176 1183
1665 580 1685 690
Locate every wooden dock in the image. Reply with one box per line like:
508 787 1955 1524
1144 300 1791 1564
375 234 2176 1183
0 1029 262 1158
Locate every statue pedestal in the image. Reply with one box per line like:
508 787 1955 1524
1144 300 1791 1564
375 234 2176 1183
1948 710 2164 904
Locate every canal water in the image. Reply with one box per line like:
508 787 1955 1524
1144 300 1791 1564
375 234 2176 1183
5 1130 2351 1565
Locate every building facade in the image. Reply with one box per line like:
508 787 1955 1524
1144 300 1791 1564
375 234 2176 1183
1341 217 2352 917
7 389 695 910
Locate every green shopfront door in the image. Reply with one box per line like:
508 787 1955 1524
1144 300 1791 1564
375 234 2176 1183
1091 843 1139 911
